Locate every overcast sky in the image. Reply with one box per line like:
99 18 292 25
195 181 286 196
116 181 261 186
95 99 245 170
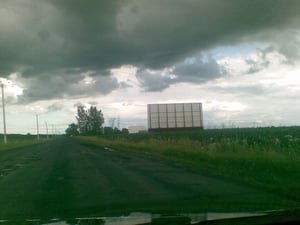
1 0 300 134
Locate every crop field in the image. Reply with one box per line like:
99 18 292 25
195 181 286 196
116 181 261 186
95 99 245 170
76 126 300 202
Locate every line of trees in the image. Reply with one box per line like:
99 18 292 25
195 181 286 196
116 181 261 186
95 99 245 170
65 105 128 136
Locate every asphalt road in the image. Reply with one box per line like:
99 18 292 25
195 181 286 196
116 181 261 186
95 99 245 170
0 138 297 220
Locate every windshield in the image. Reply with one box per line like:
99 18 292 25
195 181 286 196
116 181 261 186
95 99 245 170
1 0 300 224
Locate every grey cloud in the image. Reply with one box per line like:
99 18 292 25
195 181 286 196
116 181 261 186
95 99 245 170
47 102 65 112
136 70 172 92
18 71 83 102
209 85 267 96
0 0 300 101
207 81 288 98
67 74 121 97
245 47 276 74
119 81 132 88
88 101 98 106
93 76 120 94
18 71 121 102
137 55 226 92
5 96 18 104
273 32 300 63
74 102 83 108
173 55 226 82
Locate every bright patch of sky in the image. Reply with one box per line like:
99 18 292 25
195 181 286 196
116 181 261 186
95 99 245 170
0 77 23 101
210 42 269 60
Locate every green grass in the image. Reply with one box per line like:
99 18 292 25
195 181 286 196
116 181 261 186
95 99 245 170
75 127 300 201
0 135 50 151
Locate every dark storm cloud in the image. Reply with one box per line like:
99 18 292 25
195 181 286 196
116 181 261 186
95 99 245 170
1 0 300 101
117 0 300 67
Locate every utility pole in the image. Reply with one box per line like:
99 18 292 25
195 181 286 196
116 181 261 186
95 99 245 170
45 121 49 139
52 125 55 136
36 114 39 141
1 83 7 144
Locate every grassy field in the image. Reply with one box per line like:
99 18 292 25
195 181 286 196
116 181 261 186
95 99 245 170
76 127 300 202
0 134 49 151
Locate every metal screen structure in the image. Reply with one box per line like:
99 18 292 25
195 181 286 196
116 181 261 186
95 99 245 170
147 103 203 131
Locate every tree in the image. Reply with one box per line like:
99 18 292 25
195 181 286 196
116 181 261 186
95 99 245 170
76 105 89 134
88 106 104 134
65 123 79 136
103 126 114 135
121 128 129 134
76 105 104 135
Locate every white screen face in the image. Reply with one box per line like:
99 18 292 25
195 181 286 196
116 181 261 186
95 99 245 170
148 103 203 129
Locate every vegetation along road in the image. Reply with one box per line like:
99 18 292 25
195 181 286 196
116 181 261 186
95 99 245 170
0 137 297 220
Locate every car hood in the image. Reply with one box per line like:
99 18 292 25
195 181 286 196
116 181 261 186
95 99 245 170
1 209 300 225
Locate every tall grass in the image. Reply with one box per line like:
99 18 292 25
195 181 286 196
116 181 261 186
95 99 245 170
76 127 300 201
